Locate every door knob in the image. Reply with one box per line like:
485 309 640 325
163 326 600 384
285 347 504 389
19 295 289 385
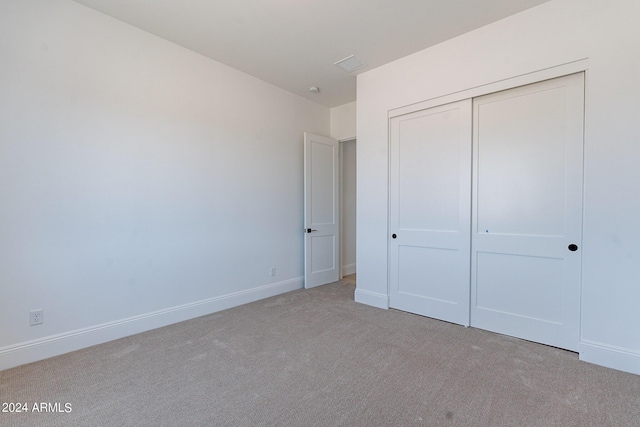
568 244 578 251
306 228 317 233
392 234 397 239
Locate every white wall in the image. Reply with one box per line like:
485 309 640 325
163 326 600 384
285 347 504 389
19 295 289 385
0 0 329 370
356 0 640 374
330 101 356 141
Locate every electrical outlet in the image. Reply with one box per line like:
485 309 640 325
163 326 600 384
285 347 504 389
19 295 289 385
270 267 276 277
30 309 43 326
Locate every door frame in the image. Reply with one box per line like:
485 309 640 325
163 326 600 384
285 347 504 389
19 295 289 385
303 133 357 287
304 132 340 288
387 59 589 305
339 137 356 280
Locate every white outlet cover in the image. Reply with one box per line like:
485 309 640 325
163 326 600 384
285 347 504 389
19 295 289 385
30 309 43 326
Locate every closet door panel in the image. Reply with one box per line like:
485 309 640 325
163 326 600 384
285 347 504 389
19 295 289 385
471 73 585 351
389 100 472 326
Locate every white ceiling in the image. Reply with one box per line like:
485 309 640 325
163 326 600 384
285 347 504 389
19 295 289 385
72 0 551 108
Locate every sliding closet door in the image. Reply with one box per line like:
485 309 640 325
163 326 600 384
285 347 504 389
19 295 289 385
389 100 472 326
471 73 584 351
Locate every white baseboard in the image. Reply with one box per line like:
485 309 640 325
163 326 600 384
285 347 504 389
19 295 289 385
0 277 303 371
579 340 640 375
354 288 389 310
341 263 356 277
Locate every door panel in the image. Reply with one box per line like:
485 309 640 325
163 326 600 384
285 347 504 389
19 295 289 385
475 252 564 322
471 73 584 351
310 141 336 225
304 133 339 288
389 100 472 326
399 246 461 303
310 235 336 273
476 86 568 236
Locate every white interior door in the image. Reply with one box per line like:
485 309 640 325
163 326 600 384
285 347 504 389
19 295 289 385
304 132 340 288
471 73 584 351
389 100 472 326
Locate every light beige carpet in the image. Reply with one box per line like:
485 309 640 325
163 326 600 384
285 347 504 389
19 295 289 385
1 281 639 426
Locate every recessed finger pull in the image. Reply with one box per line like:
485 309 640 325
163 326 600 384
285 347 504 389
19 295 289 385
568 244 578 251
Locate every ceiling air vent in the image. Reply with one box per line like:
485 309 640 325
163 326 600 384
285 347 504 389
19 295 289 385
334 55 365 73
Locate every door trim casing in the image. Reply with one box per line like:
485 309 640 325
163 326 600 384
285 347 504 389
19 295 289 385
388 58 588 120
386 61 588 351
